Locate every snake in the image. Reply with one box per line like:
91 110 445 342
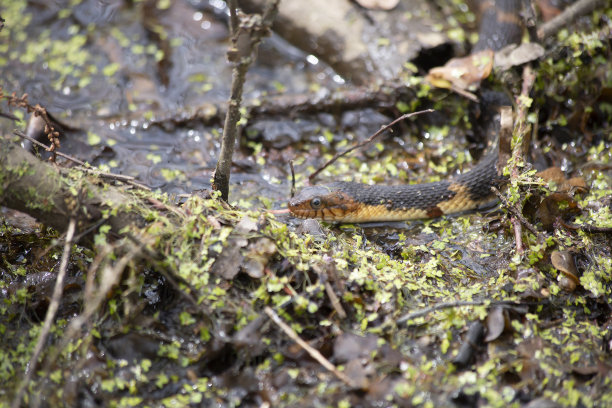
288 0 523 223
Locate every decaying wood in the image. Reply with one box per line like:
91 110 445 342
0 136 148 240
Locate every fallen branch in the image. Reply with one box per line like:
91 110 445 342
308 109 434 183
0 136 148 241
537 0 605 40
324 281 347 319
264 306 357 388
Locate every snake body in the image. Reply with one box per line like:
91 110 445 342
288 151 504 222
288 0 521 223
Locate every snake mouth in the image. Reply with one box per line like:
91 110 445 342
289 206 350 221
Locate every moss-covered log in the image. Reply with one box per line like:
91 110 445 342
0 136 146 237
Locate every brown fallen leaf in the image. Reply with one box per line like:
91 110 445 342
210 238 248 279
426 50 494 92
536 167 588 194
452 321 485 368
535 192 581 230
484 306 507 342
355 0 399 11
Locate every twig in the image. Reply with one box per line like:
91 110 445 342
557 218 612 234
1 90 61 162
491 186 544 238
227 0 239 37
289 160 296 198
396 299 520 325
13 129 150 190
324 281 347 319
32 239 146 408
537 0 604 40
264 306 357 388
308 109 434 184
0 111 19 121
11 218 77 408
504 65 536 255
511 217 524 254
212 0 280 201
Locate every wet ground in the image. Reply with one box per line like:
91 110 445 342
1 0 611 407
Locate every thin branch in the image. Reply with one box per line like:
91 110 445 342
227 0 239 37
0 111 19 121
505 65 536 255
289 160 296 198
324 281 347 319
31 240 146 408
558 218 612 234
212 0 280 201
537 0 605 40
11 218 77 408
308 109 434 184
490 187 540 236
396 300 520 325
13 129 150 190
264 306 358 388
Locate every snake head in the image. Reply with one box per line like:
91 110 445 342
288 184 358 221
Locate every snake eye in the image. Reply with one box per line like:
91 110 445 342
310 197 322 209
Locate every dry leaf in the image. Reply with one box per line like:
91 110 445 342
494 43 545 71
426 50 494 91
355 0 399 11
484 306 507 342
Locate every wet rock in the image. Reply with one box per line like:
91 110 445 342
248 119 302 149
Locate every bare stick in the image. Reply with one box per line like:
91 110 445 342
324 281 347 319
11 218 77 408
537 0 604 40
558 218 612 234
289 160 296 198
397 300 520 325
511 217 524 254
308 109 434 184
212 0 280 201
13 129 150 190
264 306 357 388
34 240 146 408
0 111 19 120
491 187 541 239
227 0 239 36
505 65 536 255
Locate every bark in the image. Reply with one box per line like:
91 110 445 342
0 136 146 238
